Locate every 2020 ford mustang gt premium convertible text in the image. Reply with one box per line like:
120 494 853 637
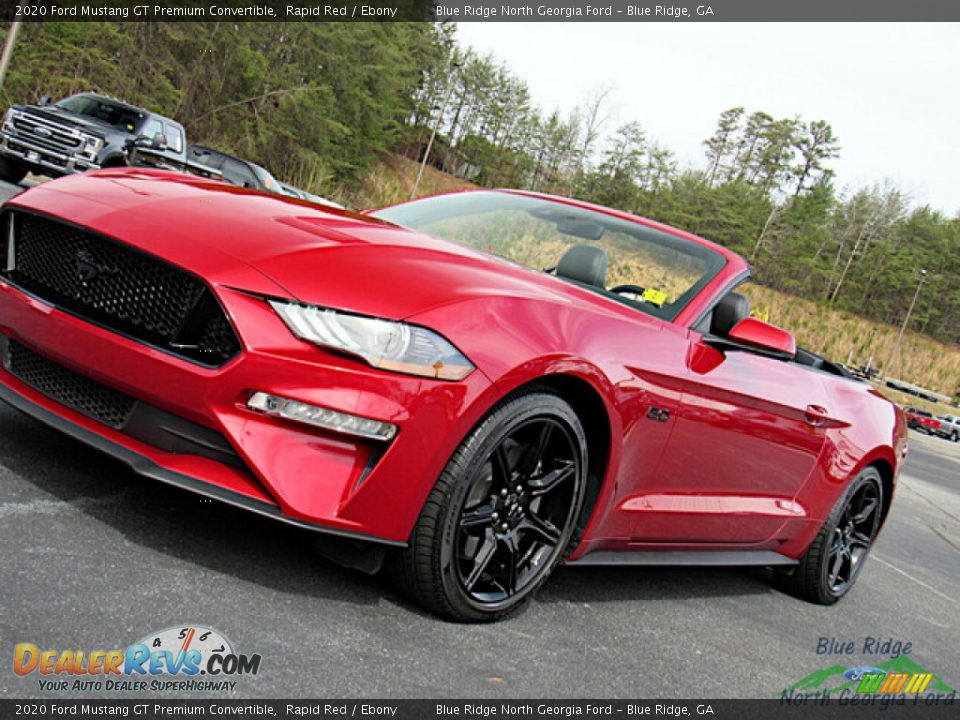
0 169 907 621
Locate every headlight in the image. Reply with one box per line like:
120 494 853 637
2 109 15 129
82 136 103 155
269 301 475 381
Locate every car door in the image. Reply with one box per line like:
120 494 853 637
630 335 834 544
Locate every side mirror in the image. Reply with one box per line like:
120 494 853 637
151 132 167 150
727 317 797 358
39 95 52 106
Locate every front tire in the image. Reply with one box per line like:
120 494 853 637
0 156 28 184
386 391 588 622
776 467 883 604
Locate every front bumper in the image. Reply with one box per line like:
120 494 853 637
0 278 494 545
0 131 99 175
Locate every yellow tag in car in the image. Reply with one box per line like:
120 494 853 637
642 288 669 305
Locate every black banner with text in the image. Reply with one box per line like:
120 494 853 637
1 699 959 720
1 0 960 22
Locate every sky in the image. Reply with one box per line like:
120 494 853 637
456 23 959 214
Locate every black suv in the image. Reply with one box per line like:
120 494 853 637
186 145 281 191
187 145 342 209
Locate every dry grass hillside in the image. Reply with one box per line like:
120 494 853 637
340 154 476 210
344 155 960 406
742 285 960 411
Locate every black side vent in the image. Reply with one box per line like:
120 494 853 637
5 338 135 428
0 210 241 366
1 336 245 469
0 213 9 272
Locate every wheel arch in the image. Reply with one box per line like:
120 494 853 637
867 457 895 530
843 444 899 532
533 373 613 548
482 366 619 557
99 153 128 168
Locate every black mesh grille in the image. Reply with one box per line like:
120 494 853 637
6 340 135 428
0 215 7 269
2 211 240 365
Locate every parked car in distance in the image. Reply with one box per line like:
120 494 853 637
935 414 960 442
0 92 192 182
186 145 281 191
280 182 344 210
186 145 343 209
903 407 942 435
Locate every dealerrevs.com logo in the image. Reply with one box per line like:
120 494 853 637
13 625 261 693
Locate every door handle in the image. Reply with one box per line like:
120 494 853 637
804 404 830 427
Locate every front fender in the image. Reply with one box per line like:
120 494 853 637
408 295 678 553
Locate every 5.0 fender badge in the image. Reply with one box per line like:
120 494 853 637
647 406 671 423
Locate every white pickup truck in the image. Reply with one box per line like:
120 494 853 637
936 414 960 442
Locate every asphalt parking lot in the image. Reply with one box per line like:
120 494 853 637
0 178 958 699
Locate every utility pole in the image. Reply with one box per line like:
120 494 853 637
0 10 23 91
882 268 927 383
410 62 460 200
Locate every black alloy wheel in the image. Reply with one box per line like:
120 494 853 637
386 391 588 622
776 466 884 604
455 416 581 607
825 479 881 595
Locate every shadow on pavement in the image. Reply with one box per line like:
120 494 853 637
2 406 775 618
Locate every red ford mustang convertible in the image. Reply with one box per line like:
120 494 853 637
0 170 907 620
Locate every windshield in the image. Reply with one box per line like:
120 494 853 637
55 94 144 133
252 164 279 192
371 191 726 321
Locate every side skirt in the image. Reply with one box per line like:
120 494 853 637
566 550 798 567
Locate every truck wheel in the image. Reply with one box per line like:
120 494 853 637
952 431 959 443
101 155 128 168
0 156 28 184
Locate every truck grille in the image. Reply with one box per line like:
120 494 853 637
10 112 86 154
1 210 241 366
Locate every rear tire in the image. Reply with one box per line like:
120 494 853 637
0 156 28 184
386 391 588 622
775 467 883 605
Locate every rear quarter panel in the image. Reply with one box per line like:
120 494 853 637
782 375 906 557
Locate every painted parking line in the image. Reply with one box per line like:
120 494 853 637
872 554 956 605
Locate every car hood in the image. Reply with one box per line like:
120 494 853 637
9 170 597 321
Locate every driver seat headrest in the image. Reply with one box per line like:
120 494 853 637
711 291 751 336
556 244 608 288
